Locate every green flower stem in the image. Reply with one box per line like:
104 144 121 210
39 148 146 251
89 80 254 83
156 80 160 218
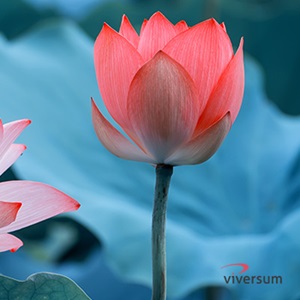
152 164 173 300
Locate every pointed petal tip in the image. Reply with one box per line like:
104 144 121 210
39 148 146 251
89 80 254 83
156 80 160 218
120 14 131 26
10 239 23 252
10 246 20 253
10 237 23 252
235 37 244 50
95 22 117 45
239 37 244 48
15 202 22 210
12 201 23 215
152 11 167 19
153 49 169 59
99 22 112 35
4 118 31 129
207 18 219 25
13 119 31 127
68 196 81 211
0 120 31 166
21 119 31 126
102 22 110 29
220 22 227 32
74 201 81 210
176 20 188 26
0 182 80 238
200 18 227 31
15 143 27 153
148 11 175 26
17 119 31 124
91 98 102 123
119 14 139 48
140 19 148 34
174 20 189 33
138 11 178 61
120 15 130 29
235 38 244 62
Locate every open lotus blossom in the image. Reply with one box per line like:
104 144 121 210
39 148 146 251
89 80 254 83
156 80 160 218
0 119 80 252
92 12 244 165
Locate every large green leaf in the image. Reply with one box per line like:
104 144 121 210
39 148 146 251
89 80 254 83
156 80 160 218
0 273 90 300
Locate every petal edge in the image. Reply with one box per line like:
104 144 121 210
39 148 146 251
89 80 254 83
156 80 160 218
196 38 244 131
137 12 177 61
0 233 23 252
92 99 154 163
94 24 143 128
165 113 231 165
0 202 22 228
127 51 200 163
0 119 30 160
163 19 234 111
0 144 26 176
119 15 139 48
0 181 80 233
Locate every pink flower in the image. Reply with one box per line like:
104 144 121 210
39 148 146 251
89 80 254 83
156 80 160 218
0 119 80 252
92 12 244 165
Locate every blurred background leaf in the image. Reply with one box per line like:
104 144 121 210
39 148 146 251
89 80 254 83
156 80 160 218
0 0 56 39
1 0 300 114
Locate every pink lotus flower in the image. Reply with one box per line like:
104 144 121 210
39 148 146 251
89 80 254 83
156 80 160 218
92 12 244 165
0 119 80 252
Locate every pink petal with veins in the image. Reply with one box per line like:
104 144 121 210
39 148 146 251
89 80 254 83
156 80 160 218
127 51 199 162
0 119 30 160
163 19 234 110
119 15 139 48
0 144 26 176
0 201 21 228
139 19 148 36
0 181 80 234
166 113 231 165
94 24 144 129
137 12 177 61
174 20 189 34
196 39 244 132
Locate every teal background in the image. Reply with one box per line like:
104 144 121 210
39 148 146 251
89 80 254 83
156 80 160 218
0 1 300 299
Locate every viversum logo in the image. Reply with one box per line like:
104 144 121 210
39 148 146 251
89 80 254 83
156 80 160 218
221 263 282 285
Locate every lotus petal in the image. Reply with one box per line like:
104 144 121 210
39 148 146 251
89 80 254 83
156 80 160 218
127 51 199 162
163 19 234 110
